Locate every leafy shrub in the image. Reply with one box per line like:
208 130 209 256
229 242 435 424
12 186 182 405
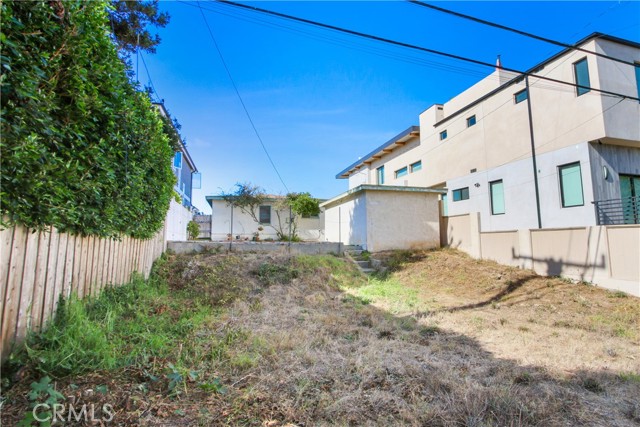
187 220 200 240
0 0 175 238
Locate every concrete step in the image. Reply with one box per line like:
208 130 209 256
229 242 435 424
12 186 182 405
347 250 363 257
361 268 376 274
356 260 371 268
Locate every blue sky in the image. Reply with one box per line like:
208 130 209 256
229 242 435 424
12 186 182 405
140 1 640 213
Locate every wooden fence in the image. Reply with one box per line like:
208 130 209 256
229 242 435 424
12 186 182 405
0 224 166 361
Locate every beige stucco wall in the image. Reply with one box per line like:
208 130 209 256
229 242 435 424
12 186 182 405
322 187 441 252
365 190 440 252
444 212 640 296
210 200 323 242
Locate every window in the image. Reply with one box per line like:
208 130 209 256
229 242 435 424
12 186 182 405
452 187 469 201
490 180 505 215
173 152 182 169
514 89 528 104
466 115 476 127
559 162 584 207
439 130 447 140
410 161 422 173
573 58 591 96
259 205 271 224
635 63 640 101
376 166 385 185
395 166 408 178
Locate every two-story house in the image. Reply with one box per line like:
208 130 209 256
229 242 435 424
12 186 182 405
333 33 640 234
154 102 200 210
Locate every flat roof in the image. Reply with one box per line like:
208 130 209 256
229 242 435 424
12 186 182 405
434 32 640 127
335 126 419 179
320 184 445 209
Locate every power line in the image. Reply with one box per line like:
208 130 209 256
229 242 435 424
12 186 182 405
195 1 290 193
214 0 639 102
407 1 637 67
139 51 162 102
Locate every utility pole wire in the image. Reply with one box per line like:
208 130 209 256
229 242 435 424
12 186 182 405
408 1 637 67
196 1 290 193
215 0 639 102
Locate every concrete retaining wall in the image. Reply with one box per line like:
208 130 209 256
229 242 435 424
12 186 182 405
168 241 344 256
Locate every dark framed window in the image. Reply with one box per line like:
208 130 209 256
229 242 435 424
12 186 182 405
490 180 505 215
395 166 408 178
559 162 584 207
410 161 422 172
466 115 476 127
635 63 640 102
514 89 528 104
452 187 469 202
573 58 591 96
439 130 447 140
259 205 271 224
376 166 384 185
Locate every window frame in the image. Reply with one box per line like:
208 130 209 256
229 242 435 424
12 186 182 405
259 205 272 224
573 57 591 97
376 166 385 185
558 162 585 208
410 161 422 173
439 130 447 140
635 62 640 102
466 115 477 128
514 89 528 104
173 151 183 169
395 166 408 179
489 180 505 215
452 187 470 202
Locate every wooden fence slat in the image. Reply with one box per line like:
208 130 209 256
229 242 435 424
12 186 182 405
90 237 99 296
2 226 28 356
15 229 40 344
84 236 95 297
0 226 15 335
51 233 67 319
41 229 60 329
31 231 50 331
62 235 76 300
71 236 83 298
98 238 107 292
77 236 89 299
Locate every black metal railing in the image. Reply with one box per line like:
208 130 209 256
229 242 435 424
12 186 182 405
593 196 640 225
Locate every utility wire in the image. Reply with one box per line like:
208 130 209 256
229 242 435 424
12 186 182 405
215 0 639 102
196 1 290 193
139 51 162 103
407 0 637 67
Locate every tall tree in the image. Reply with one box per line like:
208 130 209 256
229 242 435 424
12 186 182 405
109 0 169 54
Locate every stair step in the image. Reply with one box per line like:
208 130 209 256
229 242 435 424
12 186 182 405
356 260 370 268
361 268 376 274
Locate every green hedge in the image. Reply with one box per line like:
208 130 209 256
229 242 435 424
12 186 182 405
0 0 175 239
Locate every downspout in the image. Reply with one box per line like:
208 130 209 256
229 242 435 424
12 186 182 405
525 76 543 229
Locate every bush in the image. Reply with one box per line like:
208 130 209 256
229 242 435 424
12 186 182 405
0 0 175 238
187 220 200 240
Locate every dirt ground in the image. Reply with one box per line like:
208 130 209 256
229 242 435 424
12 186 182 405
2 249 639 426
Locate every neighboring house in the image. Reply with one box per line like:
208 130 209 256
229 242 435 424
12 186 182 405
206 195 325 242
154 103 200 210
334 33 640 233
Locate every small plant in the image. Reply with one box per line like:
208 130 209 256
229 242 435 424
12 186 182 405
187 220 200 240
199 378 226 394
19 377 65 426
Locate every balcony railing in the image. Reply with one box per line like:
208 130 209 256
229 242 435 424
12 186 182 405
593 196 640 225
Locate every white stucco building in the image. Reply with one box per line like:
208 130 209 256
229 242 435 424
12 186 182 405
206 196 325 242
332 33 640 235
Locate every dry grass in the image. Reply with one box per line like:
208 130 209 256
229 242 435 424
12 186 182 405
2 250 639 426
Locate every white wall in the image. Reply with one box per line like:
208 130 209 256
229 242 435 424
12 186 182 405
323 192 368 247
210 200 324 241
445 142 596 231
165 199 193 241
